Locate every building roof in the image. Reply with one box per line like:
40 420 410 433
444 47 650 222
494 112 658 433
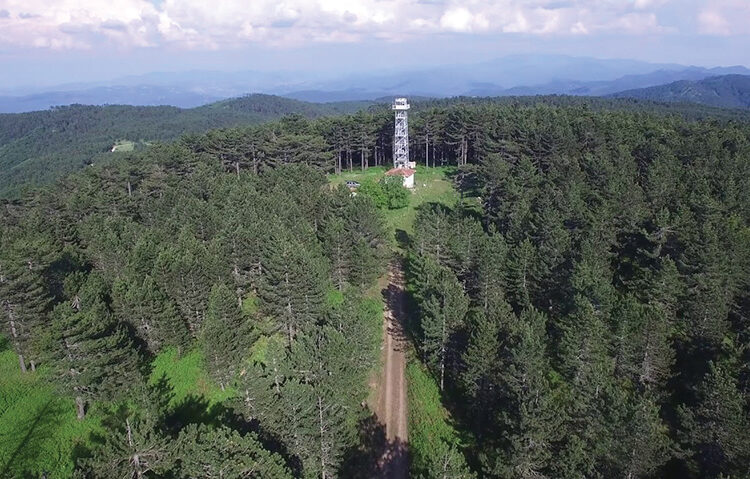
385 168 416 176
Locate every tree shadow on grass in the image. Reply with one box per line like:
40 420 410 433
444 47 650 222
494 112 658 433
0 397 69 479
164 393 227 432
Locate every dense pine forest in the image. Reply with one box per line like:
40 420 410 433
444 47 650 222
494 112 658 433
405 106 750 478
2 93 747 200
2 98 750 478
0 94 372 199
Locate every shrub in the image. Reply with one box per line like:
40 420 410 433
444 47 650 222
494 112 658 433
380 176 409 210
357 178 387 208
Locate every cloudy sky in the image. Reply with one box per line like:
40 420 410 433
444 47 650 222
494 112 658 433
0 0 749 89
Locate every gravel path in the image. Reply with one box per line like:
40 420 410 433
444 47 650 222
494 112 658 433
375 261 409 478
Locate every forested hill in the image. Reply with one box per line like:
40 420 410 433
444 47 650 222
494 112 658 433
611 74 750 109
0 94 373 198
2 100 750 478
3 93 750 199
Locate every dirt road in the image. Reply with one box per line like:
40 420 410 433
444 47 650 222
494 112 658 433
374 260 409 478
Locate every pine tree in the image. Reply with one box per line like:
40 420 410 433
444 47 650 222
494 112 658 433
611 393 671 479
326 295 381 379
569 239 617 316
489 308 563 479
201 283 249 390
446 210 485 282
257 227 329 344
612 296 674 396
287 327 362 478
474 231 509 314
0 215 56 372
483 155 540 240
76 414 174 478
0 253 50 372
557 296 617 477
152 230 216 335
236 326 365 479
673 214 737 401
424 440 477 479
233 334 290 428
461 310 500 399
505 238 536 311
47 274 141 419
420 266 469 391
321 211 349 290
111 275 189 354
679 218 734 357
174 424 292 479
342 194 387 287
678 362 750 478
529 190 572 310
413 204 453 265
460 310 502 441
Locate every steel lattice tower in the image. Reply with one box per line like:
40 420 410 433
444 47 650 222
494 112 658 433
392 98 410 169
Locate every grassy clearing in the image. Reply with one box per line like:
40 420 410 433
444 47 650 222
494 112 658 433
0 340 102 479
110 140 135 152
149 347 234 408
328 166 460 238
0 340 231 478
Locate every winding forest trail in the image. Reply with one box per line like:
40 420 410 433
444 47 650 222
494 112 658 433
374 260 409 478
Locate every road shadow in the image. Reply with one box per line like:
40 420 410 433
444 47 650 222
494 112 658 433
394 228 411 251
341 413 408 478
381 267 409 351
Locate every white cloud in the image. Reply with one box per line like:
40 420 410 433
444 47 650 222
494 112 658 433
440 7 475 32
633 0 670 10
571 21 588 35
698 10 730 35
0 0 695 50
698 1 750 36
610 12 666 34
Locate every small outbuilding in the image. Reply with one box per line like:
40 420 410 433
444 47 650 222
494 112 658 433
385 167 416 189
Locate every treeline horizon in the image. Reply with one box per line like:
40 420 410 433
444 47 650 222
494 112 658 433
2 92 749 199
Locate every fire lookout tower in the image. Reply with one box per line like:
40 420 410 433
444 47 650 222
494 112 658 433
392 98 410 169
386 98 416 188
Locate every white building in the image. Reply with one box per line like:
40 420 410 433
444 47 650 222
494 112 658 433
385 167 415 189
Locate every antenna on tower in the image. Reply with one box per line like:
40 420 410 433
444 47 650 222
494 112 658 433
392 98 410 169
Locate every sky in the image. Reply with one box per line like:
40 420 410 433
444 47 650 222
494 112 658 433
0 0 749 90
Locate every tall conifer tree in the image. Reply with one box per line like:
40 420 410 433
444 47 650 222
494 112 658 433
47 274 141 419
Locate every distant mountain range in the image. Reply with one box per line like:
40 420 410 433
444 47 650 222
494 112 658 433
609 75 750 109
2 55 750 113
282 66 750 103
0 85 224 113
